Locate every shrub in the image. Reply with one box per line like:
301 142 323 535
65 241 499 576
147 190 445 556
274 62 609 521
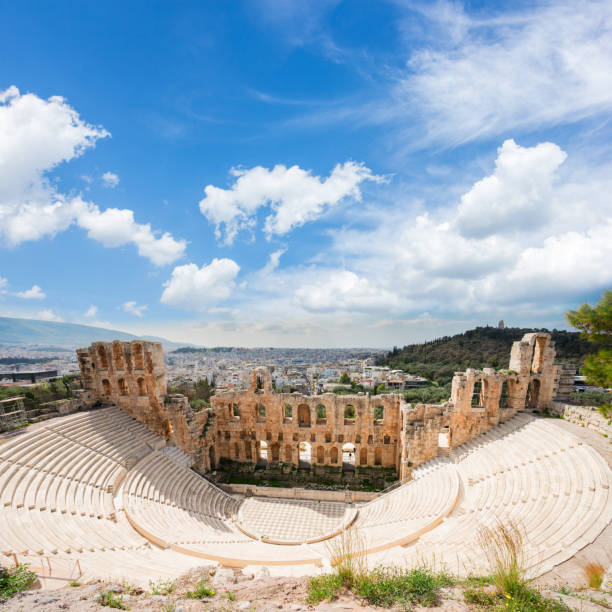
583 561 605 589
0 564 36 601
185 579 215 598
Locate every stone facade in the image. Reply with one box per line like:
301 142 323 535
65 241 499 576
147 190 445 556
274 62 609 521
77 332 560 482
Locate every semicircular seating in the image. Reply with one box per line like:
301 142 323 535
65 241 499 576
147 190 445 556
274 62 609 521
1 407 610 585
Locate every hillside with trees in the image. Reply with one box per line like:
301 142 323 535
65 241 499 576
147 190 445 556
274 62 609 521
378 326 595 385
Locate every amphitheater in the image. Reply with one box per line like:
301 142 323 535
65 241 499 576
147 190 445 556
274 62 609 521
0 333 611 588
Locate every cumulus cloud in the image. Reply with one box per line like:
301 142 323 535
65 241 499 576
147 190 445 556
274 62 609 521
101 171 119 188
199 161 384 244
122 301 148 317
78 207 186 266
84 305 98 318
294 270 400 313
15 284 46 299
286 139 612 316
456 140 567 238
161 258 240 311
0 86 185 265
36 309 63 322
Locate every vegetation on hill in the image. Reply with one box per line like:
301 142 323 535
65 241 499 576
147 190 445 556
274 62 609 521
378 326 595 385
0 376 80 414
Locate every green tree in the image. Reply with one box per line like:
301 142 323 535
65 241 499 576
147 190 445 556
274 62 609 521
339 372 351 384
567 290 612 389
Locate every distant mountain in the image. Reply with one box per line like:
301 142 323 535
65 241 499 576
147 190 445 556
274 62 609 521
0 316 190 350
377 326 595 385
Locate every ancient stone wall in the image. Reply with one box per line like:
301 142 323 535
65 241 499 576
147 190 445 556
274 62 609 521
77 332 560 482
77 341 215 472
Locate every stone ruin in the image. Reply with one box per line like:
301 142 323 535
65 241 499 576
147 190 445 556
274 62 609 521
77 332 560 482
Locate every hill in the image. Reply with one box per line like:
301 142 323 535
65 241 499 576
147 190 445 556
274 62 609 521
378 326 595 385
0 316 187 349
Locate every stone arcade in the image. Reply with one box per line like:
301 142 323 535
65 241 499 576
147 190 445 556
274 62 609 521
77 332 559 481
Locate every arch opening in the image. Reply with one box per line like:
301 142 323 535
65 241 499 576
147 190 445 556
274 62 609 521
342 443 356 472
298 404 311 427
298 441 311 468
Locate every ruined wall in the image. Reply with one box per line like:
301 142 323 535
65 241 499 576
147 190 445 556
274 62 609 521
77 341 215 472
209 369 403 476
77 332 559 482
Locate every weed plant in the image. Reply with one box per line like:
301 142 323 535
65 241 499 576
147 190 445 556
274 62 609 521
0 564 36 602
583 561 605 589
97 590 127 609
185 578 215 598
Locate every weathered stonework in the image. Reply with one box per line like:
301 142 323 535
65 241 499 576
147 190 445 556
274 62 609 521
77 332 559 482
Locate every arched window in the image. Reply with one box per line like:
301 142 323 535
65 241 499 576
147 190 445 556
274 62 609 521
137 377 146 396
532 337 547 374
344 404 355 424
258 441 268 466
102 379 111 396
233 403 240 419
330 446 338 463
316 404 326 423
285 444 293 462
132 343 144 370
374 447 382 465
118 378 129 395
527 379 540 410
271 442 280 462
97 346 108 369
374 405 384 423
283 403 292 421
298 404 311 427
359 447 368 466
499 381 509 408
316 445 324 464
112 343 125 370
256 403 266 422
471 380 483 407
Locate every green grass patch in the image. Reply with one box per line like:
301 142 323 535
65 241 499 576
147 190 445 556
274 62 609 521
306 572 344 604
354 566 453 607
185 578 215 599
0 564 36 602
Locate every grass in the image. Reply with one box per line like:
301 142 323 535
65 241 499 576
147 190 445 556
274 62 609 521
69 580 81 587
96 590 127 609
226 591 236 601
583 561 605 589
185 578 215 598
355 565 453 607
472 520 571 611
0 563 37 602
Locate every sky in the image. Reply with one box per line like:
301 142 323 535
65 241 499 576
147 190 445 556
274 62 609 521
0 0 611 348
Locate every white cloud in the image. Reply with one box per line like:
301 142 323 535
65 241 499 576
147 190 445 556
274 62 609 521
294 270 400 313
84 305 98 318
36 309 63 322
260 248 286 277
122 301 148 317
161 258 240 311
455 139 567 238
0 86 185 265
199 161 384 244
396 1 612 145
15 284 46 299
77 206 187 266
0 277 7 292
102 171 119 188
283 139 612 316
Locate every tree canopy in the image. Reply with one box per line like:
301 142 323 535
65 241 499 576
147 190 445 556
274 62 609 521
567 291 612 389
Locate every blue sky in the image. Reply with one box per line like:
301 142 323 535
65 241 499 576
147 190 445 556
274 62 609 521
0 0 611 347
